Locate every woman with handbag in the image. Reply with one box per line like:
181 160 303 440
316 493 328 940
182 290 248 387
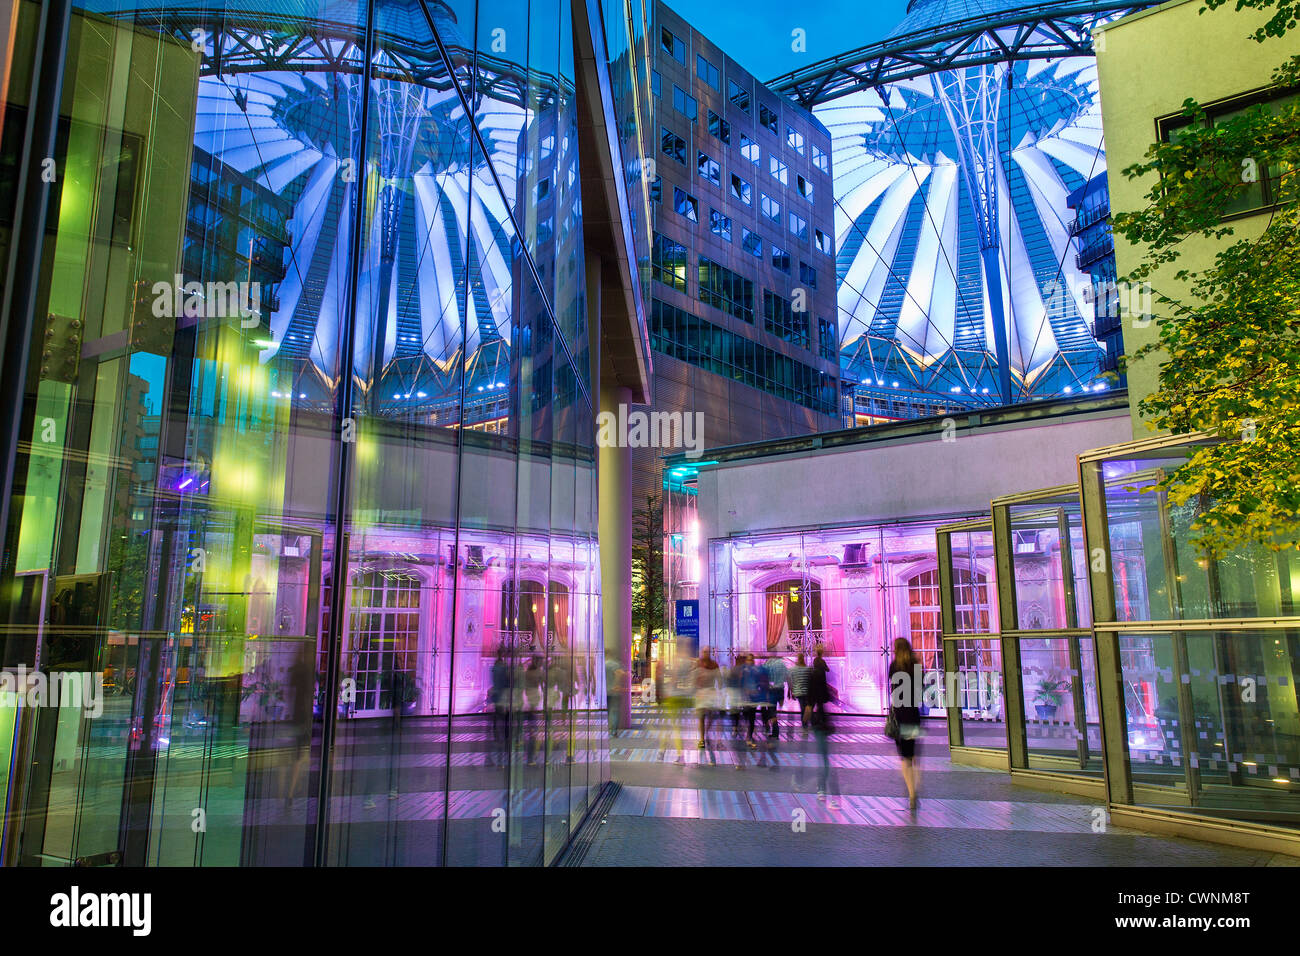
887 637 924 813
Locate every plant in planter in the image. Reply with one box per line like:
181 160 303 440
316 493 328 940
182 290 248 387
1033 674 1071 721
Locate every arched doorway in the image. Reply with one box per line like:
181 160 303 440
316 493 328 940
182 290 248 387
763 578 823 655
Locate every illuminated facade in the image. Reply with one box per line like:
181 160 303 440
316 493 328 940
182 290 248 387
0 0 652 867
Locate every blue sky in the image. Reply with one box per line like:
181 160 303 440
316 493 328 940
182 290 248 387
664 0 912 83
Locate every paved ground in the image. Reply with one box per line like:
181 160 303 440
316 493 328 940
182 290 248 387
581 707 1299 867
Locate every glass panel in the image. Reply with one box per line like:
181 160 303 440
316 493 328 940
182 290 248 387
1020 636 1103 775
950 638 1006 751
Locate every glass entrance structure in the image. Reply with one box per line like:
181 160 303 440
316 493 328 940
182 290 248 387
0 0 652 867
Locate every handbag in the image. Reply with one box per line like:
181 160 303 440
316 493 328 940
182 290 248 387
883 710 900 740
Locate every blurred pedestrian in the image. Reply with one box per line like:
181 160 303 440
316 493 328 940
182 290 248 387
763 655 788 740
808 644 831 723
694 648 720 753
887 637 924 813
789 653 812 731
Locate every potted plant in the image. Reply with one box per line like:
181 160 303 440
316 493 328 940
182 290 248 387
1033 674 1071 720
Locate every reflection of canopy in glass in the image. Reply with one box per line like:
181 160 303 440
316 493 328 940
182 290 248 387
87 0 557 386
771 0 1158 405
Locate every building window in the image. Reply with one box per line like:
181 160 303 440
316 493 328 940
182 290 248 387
770 155 788 185
697 54 720 91
905 569 945 674
698 256 754 323
698 151 721 186
771 243 790 273
728 78 751 113
651 232 688 293
815 228 833 255
787 126 805 155
1161 89 1300 218
673 85 697 122
348 570 420 714
650 176 662 204
763 289 810 349
661 26 685 63
673 186 698 223
710 208 732 242
535 177 550 203
651 70 661 97
797 174 813 201
661 127 686 166
708 110 731 144
818 317 838 361
759 103 778 134
742 228 761 257
812 143 829 174
799 261 817 290
650 299 837 414
740 134 760 165
730 172 752 205
790 212 808 242
761 193 781 224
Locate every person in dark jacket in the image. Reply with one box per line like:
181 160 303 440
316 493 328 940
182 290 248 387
888 637 924 812
808 644 832 722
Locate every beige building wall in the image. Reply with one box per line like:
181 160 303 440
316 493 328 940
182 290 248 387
1095 0 1300 437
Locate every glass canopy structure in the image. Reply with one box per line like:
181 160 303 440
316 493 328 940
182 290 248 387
770 0 1159 408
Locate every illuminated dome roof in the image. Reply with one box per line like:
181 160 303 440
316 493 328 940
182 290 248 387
772 0 1156 405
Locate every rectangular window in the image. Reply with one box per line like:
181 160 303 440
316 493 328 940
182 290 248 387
797 174 813 201
698 151 721 186
790 212 808 241
787 126 805 155
742 228 761 257
759 103 778 134
763 289 810 349
818 317 838 361
650 176 662 204
799 261 817 290
698 256 754 323
812 143 829 174
661 127 686 165
771 244 790 273
815 228 833 255
1161 90 1300 218
740 135 760 165
708 110 731 144
652 70 661 97
710 208 732 242
673 85 697 121
728 78 751 113
730 172 752 205
651 232 689 293
769 155 788 185
761 193 781 224
673 186 698 223
650 299 836 414
697 54 720 91
661 27 685 63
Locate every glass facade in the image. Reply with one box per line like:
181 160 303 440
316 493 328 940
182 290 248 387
1080 434 1300 826
0 0 651 867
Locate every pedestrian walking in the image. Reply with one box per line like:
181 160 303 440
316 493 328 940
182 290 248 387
788 653 812 730
887 637 925 813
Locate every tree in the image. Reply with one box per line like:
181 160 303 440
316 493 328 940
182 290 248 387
630 495 664 668
1110 0 1300 556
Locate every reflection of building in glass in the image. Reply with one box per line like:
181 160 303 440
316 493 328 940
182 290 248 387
0 0 650 868
770 0 1157 417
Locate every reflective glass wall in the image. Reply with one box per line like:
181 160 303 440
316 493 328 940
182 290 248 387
0 0 635 867
1080 434 1300 827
